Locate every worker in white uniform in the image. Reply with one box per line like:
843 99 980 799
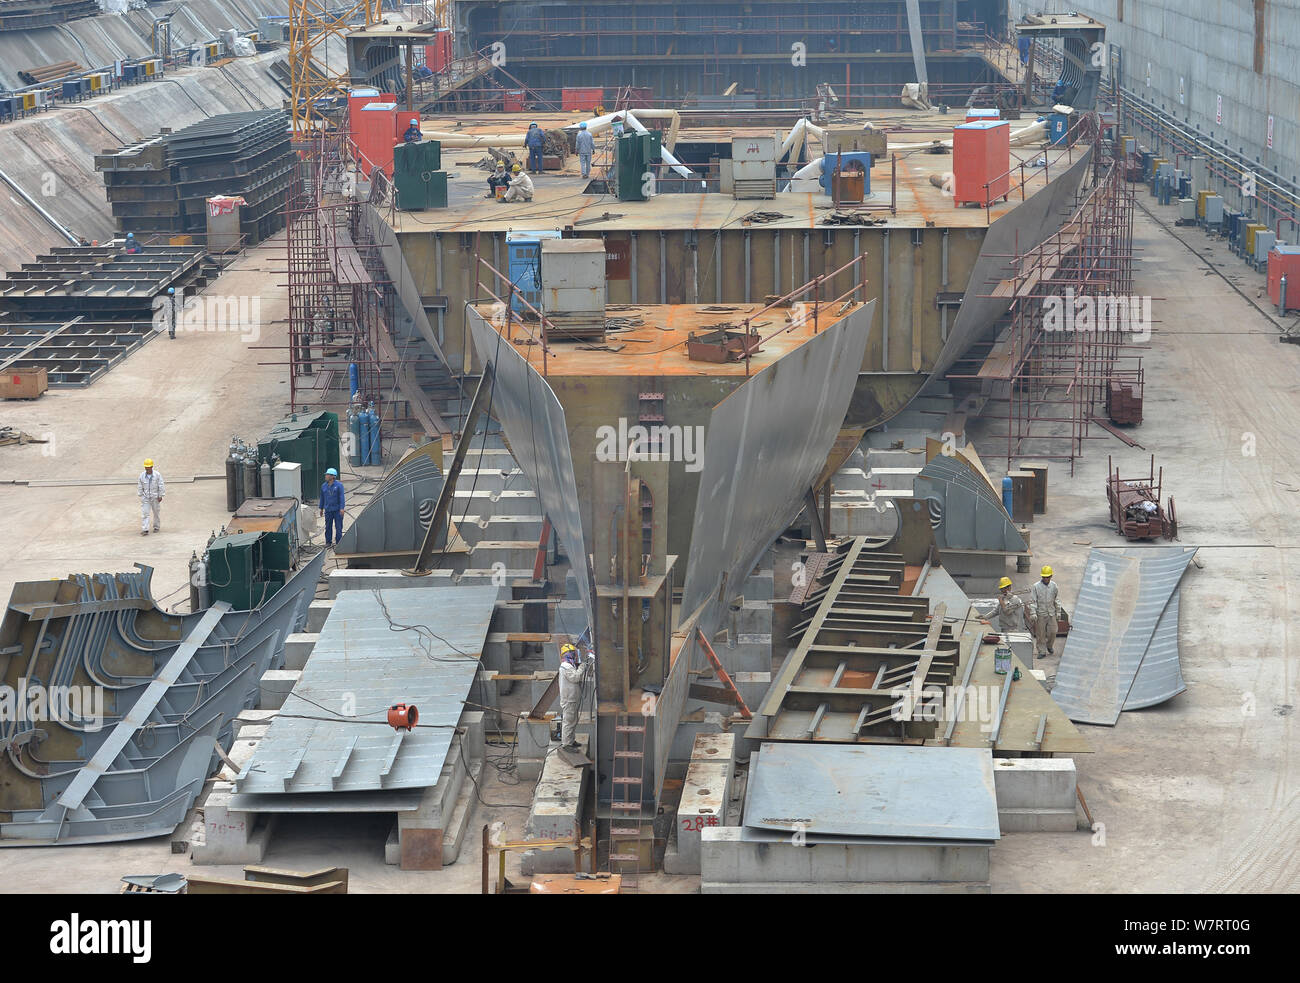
138 458 165 536
557 641 593 750
994 576 1027 633
1028 565 1061 658
502 163 534 203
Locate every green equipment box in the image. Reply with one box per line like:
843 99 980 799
615 131 662 201
395 168 448 210
207 530 291 610
396 139 442 173
258 411 339 501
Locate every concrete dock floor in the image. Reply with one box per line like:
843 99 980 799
975 195 1300 892
1 194 1295 892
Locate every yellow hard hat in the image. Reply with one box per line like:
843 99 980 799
998 577 1012 590
143 458 154 467
1041 565 1053 577
512 163 522 172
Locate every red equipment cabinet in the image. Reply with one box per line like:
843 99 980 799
424 29 453 73
952 120 1010 207
561 87 604 111
356 102 397 178
1267 244 1300 311
347 89 395 137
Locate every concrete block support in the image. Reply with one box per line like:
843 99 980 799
258 669 300 710
305 600 334 633
521 735 590 875
190 782 275 865
665 733 738 874
282 632 318 671
993 757 1078 832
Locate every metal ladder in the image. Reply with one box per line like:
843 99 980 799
608 713 649 892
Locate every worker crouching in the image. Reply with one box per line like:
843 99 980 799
502 164 534 203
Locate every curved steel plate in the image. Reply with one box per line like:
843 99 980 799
1052 546 1196 725
680 300 875 637
466 308 593 628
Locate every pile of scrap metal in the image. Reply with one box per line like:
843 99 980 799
0 555 322 845
1107 455 1176 541
0 427 46 446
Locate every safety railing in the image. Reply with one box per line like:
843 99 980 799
474 254 562 377
1111 86 1300 243
738 253 868 377
975 111 1093 221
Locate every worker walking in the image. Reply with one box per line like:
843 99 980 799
994 577 1027 633
319 467 345 548
502 163 534 203
402 117 422 144
165 286 177 339
525 121 545 174
557 642 593 750
138 458 165 536
1028 565 1061 658
575 121 595 178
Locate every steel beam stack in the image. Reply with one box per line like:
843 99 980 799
0 0 96 31
96 111 295 247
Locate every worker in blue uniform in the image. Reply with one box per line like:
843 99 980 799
402 117 422 143
319 467 345 547
525 122 545 174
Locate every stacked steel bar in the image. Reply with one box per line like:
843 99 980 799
0 0 96 31
0 244 215 320
95 111 295 247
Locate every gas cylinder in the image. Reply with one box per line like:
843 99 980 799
231 453 245 508
367 404 381 465
359 406 372 467
260 458 273 498
225 446 240 512
347 402 362 468
349 361 360 400
188 551 201 612
243 454 259 502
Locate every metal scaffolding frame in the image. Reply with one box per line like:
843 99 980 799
283 129 391 422
948 123 1143 475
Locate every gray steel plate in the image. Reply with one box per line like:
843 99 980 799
467 309 593 629
234 586 495 796
1051 546 1196 725
745 741 1000 842
680 301 875 637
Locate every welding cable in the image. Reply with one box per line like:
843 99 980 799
371 588 477 659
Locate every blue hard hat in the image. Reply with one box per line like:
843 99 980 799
326 468 338 477
579 122 587 129
126 232 134 239
529 121 538 127
167 287 175 295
